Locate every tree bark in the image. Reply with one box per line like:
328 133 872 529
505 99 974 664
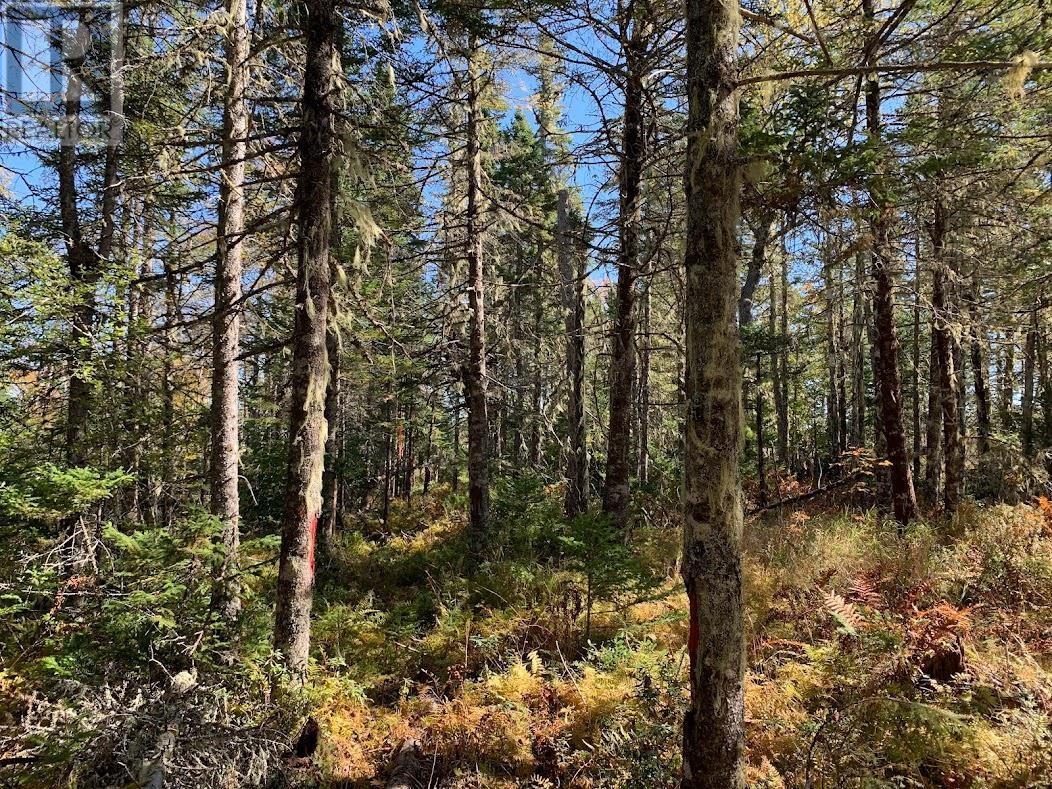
863 0 918 527
755 355 767 506
738 214 773 327
930 198 961 512
968 277 991 455
1000 328 1015 430
637 263 652 484
320 325 341 548
850 251 867 448
210 0 250 620
1023 304 1038 457
681 0 745 785
777 242 790 465
273 0 336 680
603 18 648 530
912 253 922 481
462 41 491 561
558 190 588 518
925 319 943 503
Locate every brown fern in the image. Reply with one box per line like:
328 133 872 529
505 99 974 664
824 591 864 636
848 573 884 609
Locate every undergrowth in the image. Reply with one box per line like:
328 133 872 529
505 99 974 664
2 476 1051 786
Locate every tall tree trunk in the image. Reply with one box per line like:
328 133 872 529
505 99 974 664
637 264 652 484
912 253 922 481
603 19 647 530
681 0 745 785
863 0 918 527
1000 328 1015 430
930 199 961 512
850 250 867 447
969 278 991 455
529 241 544 466
558 190 588 517
320 326 341 548
273 0 336 680
160 259 178 530
755 355 767 506
777 243 790 465
462 41 491 559
1023 304 1038 457
925 321 943 502
210 0 249 620
824 251 841 461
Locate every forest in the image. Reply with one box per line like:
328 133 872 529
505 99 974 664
1 0 1051 785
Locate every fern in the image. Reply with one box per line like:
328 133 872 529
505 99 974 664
848 574 884 609
824 591 864 636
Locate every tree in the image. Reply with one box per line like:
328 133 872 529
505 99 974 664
462 38 491 562
210 0 251 621
862 0 919 527
273 0 337 679
602 4 651 531
681 0 745 785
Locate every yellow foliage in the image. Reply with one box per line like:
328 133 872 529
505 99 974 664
485 658 542 705
556 666 633 744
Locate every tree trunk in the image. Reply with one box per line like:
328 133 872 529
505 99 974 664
603 20 647 530
912 254 922 481
558 190 588 518
738 214 772 327
462 41 491 560
823 252 841 461
1023 304 1037 457
755 355 767 506
777 243 790 465
850 251 867 448
681 0 745 785
273 0 336 680
320 325 341 548
1000 328 1015 430
209 0 249 620
863 0 918 527
969 277 991 455
925 319 943 503
930 199 961 512
529 241 544 466
637 265 652 484
160 259 178 530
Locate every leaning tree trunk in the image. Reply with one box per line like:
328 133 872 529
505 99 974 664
681 0 745 785
462 41 491 561
210 0 250 620
738 213 773 327
273 0 336 680
558 190 588 518
863 0 918 527
603 20 647 530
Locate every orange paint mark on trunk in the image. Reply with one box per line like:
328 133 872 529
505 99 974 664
308 513 318 576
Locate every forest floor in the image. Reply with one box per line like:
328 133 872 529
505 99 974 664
3 480 1052 787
